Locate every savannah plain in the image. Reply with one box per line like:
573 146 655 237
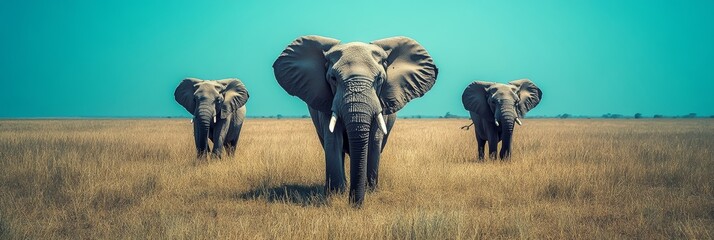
0 118 712 239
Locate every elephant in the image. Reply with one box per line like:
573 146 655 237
174 78 249 159
462 79 542 160
273 35 438 207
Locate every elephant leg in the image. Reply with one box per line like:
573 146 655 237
487 140 498 160
477 137 486 161
196 131 209 159
322 113 346 194
222 138 234 157
225 124 243 157
472 121 485 161
481 120 500 160
224 138 237 157
367 123 385 191
499 148 511 160
210 122 226 159
224 144 235 157
229 138 239 156
210 150 221 160
212 115 241 159
204 144 212 157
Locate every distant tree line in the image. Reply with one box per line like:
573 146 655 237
554 112 704 119
234 112 710 119
602 113 624 119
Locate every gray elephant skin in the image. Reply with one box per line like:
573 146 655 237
462 79 542 160
175 78 249 159
273 35 438 207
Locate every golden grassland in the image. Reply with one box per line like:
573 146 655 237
0 118 712 239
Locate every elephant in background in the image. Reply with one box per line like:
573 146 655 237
273 35 438 207
175 78 249 159
462 79 542 160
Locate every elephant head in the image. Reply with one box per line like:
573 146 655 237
462 79 541 158
175 78 249 158
273 35 438 206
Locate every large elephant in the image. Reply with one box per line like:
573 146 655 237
174 78 249 159
273 35 438 207
462 79 542 160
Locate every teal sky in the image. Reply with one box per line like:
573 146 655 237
2 0 713 118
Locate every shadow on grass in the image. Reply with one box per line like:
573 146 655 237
238 184 326 206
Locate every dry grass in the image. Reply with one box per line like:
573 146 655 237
0 118 712 239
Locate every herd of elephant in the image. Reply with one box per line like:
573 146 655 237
174 35 543 207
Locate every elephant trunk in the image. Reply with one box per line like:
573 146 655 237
346 119 370 207
499 106 517 159
338 88 378 207
194 106 215 158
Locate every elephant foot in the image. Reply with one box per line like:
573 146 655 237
224 144 237 157
196 151 209 160
225 149 236 157
367 182 378 192
499 152 511 160
367 174 378 192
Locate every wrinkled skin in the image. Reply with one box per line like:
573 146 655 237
462 79 542 160
175 78 249 159
274 36 438 207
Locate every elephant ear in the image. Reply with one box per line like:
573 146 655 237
372 37 438 115
509 79 542 117
174 78 203 114
462 81 496 119
217 78 249 119
273 35 340 112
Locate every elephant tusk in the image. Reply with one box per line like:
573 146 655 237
329 112 337 133
515 118 522 126
190 118 193 124
213 116 216 123
377 114 388 135
495 119 500 127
